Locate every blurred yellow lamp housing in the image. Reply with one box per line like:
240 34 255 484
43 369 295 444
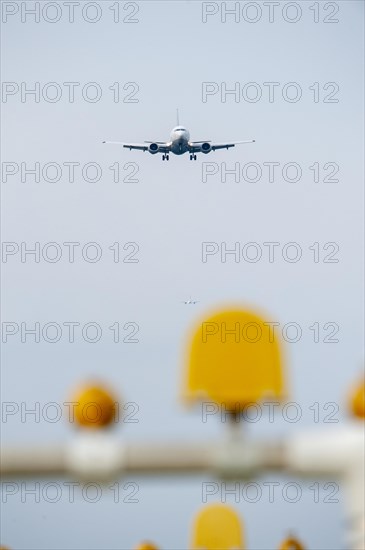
184 307 286 410
349 379 365 419
191 504 245 549
70 382 119 428
279 536 305 549
135 543 159 550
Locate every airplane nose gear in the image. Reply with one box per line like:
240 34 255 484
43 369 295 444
190 154 197 161
162 154 170 161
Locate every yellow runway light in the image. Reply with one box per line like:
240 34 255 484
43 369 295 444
69 382 119 428
191 504 245 549
135 543 159 550
350 378 365 419
279 535 305 549
184 307 286 411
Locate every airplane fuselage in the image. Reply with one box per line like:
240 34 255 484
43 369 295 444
170 127 191 155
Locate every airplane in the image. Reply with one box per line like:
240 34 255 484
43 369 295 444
182 296 199 304
102 111 255 161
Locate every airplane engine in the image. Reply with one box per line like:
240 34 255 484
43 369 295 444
148 143 159 154
200 142 212 154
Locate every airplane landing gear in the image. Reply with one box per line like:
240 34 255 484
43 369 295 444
162 154 169 161
189 154 197 161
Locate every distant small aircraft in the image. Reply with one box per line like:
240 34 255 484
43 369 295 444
182 297 199 304
103 110 255 161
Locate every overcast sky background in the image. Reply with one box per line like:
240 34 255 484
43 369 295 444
1 1 364 549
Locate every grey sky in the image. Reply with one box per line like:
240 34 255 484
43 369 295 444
1 1 364 549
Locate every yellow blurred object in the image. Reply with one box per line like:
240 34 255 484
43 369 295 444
184 307 285 411
350 379 365 419
135 543 159 550
70 382 119 428
191 504 245 549
279 535 305 549
0 546 10 549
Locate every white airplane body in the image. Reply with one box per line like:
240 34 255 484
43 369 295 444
103 112 255 161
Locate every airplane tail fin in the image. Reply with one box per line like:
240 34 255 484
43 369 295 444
176 108 180 126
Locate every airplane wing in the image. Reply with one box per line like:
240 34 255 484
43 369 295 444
189 140 255 154
210 139 255 151
103 141 149 151
123 143 150 151
103 141 171 153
